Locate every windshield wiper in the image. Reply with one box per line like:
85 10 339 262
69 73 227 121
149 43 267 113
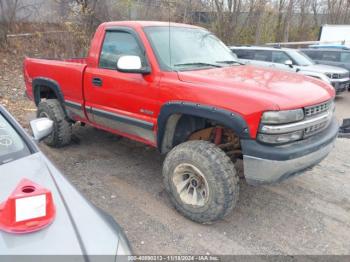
174 62 222 68
216 60 244 65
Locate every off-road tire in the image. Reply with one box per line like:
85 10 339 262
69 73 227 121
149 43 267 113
37 99 72 147
163 140 239 223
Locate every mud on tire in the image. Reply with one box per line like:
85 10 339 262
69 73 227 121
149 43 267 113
37 99 72 147
163 140 239 223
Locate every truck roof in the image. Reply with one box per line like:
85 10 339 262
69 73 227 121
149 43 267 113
102 20 201 29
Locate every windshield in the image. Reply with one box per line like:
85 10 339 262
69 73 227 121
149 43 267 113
287 50 315 66
144 26 239 71
0 114 30 165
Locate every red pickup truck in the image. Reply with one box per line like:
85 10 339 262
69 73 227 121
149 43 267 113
24 21 338 223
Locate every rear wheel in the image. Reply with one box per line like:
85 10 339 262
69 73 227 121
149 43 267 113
37 99 72 147
163 140 239 223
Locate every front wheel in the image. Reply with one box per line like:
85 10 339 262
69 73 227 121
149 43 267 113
162 141 239 223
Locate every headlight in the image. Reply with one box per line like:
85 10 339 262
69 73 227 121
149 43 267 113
259 109 305 144
261 109 304 124
257 130 303 144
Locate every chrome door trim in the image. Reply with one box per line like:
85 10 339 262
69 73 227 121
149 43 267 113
87 107 155 143
65 100 85 119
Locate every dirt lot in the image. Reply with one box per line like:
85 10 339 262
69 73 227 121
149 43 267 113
1 52 350 255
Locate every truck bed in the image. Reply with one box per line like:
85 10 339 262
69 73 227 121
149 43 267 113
24 57 87 103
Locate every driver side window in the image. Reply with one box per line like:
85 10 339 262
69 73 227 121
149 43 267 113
253 50 272 62
272 51 291 64
99 31 144 70
340 52 350 63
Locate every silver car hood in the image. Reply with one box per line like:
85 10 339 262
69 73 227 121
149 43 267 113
299 64 349 74
0 152 123 258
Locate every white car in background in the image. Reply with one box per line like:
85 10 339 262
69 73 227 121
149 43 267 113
230 46 350 94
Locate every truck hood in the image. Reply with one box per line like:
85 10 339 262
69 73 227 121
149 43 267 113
177 65 334 110
0 153 122 257
299 64 349 74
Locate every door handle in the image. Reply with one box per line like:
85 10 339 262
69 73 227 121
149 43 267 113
92 77 103 87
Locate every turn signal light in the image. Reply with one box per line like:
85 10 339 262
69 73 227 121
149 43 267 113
0 178 56 234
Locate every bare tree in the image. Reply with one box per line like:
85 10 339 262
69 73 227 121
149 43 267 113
0 0 38 45
254 0 267 44
327 0 342 23
6 0 350 51
275 0 287 41
310 0 319 27
282 0 294 42
211 0 242 43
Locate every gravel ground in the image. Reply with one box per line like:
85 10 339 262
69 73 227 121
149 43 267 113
1 52 350 255
40 131 350 255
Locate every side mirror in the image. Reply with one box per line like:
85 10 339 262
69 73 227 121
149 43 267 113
30 118 53 141
116 55 151 74
284 60 293 67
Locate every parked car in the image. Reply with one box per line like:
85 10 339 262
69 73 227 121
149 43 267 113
24 21 338 223
0 105 131 259
307 44 350 50
301 48 350 72
230 46 350 93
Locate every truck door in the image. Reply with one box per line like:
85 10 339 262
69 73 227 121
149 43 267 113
84 28 159 146
340 52 350 71
271 51 294 71
250 50 274 68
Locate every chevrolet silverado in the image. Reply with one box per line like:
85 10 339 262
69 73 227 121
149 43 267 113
23 21 338 223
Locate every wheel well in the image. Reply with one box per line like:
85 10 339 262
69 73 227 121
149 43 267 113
32 78 64 106
33 83 71 120
161 114 242 157
157 101 249 154
35 85 58 104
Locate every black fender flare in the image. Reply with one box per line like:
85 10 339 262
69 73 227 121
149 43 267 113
32 77 70 118
32 77 65 106
157 101 251 153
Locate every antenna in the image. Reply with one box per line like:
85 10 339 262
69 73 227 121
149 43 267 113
168 0 172 69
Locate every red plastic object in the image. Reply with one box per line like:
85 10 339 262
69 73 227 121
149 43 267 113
0 178 56 234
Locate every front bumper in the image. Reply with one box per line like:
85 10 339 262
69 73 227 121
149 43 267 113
331 78 350 93
241 117 338 185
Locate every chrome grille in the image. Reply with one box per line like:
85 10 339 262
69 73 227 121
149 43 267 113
304 100 332 117
329 72 349 79
340 72 349 78
332 74 340 79
303 99 333 137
